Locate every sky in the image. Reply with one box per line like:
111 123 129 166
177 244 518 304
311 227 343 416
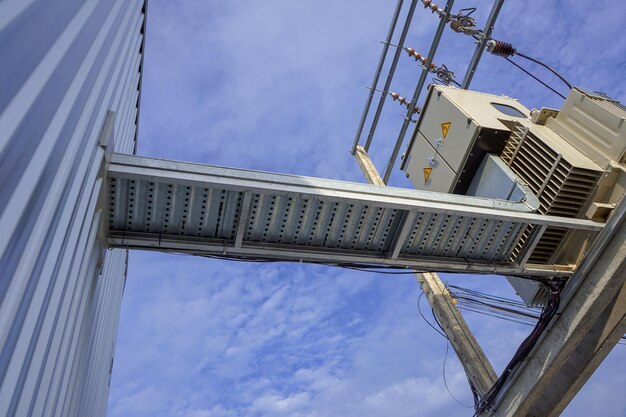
106 1 626 416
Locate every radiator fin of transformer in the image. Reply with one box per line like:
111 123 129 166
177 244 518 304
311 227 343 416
503 124 601 263
589 95 626 119
501 124 526 165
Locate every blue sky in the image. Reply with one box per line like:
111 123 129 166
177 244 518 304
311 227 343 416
107 1 626 416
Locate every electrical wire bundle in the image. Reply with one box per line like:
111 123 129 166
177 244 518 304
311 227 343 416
447 284 541 327
417 281 555 411
416 278 572 414
473 279 565 415
192 251 434 274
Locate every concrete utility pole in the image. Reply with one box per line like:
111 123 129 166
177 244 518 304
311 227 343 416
485 198 626 417
354 146 497 397
418 272 497 396
355 146 386 187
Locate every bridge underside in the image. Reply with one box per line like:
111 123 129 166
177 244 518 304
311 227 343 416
106 154 601 277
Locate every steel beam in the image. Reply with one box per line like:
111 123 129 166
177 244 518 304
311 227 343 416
486 198 626 417
107 154 602 277
234 191 252 248
108 231 575 277
387 210 418 259
107 154 600 231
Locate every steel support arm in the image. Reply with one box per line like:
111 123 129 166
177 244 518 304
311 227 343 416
363 0 419 153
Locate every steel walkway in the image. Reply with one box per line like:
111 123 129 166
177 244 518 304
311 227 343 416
106 154 602 277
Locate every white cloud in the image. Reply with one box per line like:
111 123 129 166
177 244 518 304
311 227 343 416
183 405 237 417
108 250 626 417
364 377 450 415
252 392 311 415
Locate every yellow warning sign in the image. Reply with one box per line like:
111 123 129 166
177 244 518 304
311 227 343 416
441 121 451 139
423 167 433 182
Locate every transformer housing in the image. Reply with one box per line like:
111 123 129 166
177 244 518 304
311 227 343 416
401 85 626 305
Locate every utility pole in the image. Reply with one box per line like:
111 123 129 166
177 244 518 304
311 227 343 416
418 273 497 396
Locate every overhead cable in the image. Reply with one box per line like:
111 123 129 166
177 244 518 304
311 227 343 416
484 39 573 91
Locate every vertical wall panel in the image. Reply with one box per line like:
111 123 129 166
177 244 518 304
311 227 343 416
0 0 146 416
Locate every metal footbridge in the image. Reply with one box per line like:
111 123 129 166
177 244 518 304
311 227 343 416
106 154 602 277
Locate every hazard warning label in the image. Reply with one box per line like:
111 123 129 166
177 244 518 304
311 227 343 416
423 167 432 182
441 122 451 138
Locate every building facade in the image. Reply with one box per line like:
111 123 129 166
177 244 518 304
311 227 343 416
0 1 146 416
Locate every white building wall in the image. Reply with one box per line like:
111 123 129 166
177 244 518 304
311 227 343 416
0 1 146 416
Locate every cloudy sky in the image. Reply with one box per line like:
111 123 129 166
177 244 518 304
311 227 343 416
107 1 626 416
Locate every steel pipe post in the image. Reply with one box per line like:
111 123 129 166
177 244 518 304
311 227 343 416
351 0 405 155
382 0 455 183
460 0 506 89
363 0 420 152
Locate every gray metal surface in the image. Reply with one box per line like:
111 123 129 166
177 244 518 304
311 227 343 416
0 1 145 417
107 154 602 276
467 155 524 200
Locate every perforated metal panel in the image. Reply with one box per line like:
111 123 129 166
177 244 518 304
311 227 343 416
110 180 242 239
106 154 602 276
109 180 406 252
109 176 526 261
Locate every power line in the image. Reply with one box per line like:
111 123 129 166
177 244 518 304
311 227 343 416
443 340 475 408
504 57 567 99
417 291 478 409
417 291 449 340
515 51 573 89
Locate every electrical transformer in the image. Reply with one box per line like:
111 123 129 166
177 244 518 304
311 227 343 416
401 85 626 305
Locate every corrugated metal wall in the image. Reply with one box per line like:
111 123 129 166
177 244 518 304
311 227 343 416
0 1 146 416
